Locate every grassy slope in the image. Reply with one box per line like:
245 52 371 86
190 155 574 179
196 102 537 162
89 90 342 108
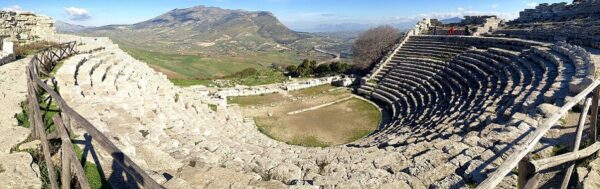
121 47 302 80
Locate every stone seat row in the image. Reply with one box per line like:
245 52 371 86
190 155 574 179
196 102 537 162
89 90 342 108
358 36 592 150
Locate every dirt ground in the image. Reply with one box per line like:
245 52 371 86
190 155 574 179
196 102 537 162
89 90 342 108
229 85 382 147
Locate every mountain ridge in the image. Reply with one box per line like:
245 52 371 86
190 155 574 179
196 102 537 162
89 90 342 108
77 5 318 55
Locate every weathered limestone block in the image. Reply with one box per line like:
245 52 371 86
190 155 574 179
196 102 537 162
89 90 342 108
579 158 600 188
270 163 302 184
0 11 56 44
0 152 42 188
0 126 30 153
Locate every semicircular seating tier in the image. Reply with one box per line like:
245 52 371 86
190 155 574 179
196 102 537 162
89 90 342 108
357 35 595 148
52 34 595 188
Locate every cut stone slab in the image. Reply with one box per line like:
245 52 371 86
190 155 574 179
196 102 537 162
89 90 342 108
0 152 42 188
0 126 30 153
17 140 40 152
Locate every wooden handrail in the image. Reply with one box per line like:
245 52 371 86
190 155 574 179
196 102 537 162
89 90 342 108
561 97 592 189
26 66 58 189
53 115 91 189
32 72 164 189
477 79 600 188
26 41 164 189
530 142 600 173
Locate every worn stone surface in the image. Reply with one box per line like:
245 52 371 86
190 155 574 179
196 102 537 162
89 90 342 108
0 11 55 44
579 158 600 189
0 152 42 188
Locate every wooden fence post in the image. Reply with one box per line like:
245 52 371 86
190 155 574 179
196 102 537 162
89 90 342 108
591 87 599 144
29 84 58 189
61 142 71 189
53 115 91 189
561 98 592 189
518 156 534 189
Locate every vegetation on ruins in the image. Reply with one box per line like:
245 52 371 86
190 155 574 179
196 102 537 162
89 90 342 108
285 59 351 77
352 25 401 71
12 45 109 188
14 41 59 59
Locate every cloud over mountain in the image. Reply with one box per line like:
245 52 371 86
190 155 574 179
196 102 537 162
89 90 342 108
65 7 91 21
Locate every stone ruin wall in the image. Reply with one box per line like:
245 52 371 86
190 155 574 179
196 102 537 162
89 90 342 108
216 75 355 98
495 0 600 49
0 11 56 44
514 0 600 23
428 16 503 36
0 11 56 65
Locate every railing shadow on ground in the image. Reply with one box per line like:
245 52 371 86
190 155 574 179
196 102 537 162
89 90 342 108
25 41 164 189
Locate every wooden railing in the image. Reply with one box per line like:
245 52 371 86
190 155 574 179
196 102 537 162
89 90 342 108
478 80 600 189
25 42 164 189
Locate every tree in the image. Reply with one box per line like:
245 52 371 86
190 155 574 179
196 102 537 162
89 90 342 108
330 62 342 73
309 60 317 70
315 64 331 76
352 25 401 70
285 65 300 77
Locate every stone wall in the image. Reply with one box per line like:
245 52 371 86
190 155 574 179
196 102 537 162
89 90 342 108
428 16 503 36
514 0 600 23
216 75 353 98
0 11 55 44
0 38 15 65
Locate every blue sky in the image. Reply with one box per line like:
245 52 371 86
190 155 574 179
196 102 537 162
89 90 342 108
1 0 567 31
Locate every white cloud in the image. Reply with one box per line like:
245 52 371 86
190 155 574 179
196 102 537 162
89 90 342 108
64 7 91 21
414 7 519 21
491 4 500 8
2 5 22 12
526 2 538 8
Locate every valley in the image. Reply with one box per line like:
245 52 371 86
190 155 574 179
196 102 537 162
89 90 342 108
67 6 352 86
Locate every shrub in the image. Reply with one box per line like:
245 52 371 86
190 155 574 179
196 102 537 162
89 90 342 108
352 25 401 70
14 41 59 59
315 64 331 76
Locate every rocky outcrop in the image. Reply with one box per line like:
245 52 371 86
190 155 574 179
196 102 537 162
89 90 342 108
514 0 600 23
578 158 600 188
0 11 55 44
0 57 42 188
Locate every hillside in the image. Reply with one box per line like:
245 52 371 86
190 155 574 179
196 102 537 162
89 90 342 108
74 6 350 80
54 20 88 33
78 6 337 56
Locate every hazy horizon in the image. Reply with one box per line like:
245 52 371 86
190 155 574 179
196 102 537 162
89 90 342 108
1 0 568 32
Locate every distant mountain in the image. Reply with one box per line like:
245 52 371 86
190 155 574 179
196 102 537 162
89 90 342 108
79 6 314 55
440 17 464 24
55 20 88 33
297 21 416 33
300 23 375 33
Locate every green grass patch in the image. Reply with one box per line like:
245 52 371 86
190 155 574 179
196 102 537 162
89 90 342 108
287 135 330 148
169 78 215 87
347 129 374 142
121 47 301 80
208 104 218 112
229 69 287 86
289 84 337 96
255 122 330 148
551 144 569 156
228 93 284 107
72 144 111 189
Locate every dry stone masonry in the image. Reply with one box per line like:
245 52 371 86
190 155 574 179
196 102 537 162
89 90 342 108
493 0 600 48
0 11 55 44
